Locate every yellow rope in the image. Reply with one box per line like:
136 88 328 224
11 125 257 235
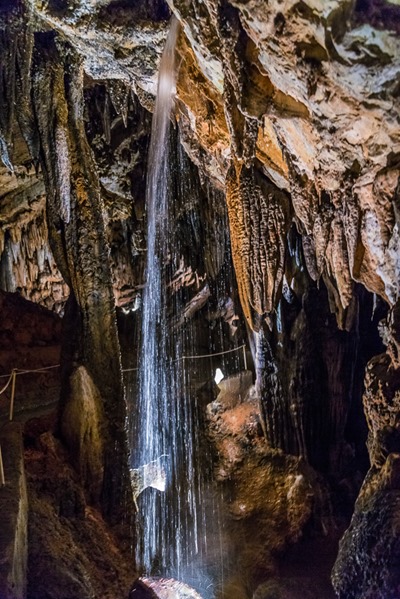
0 446 5 486
9 370 16 421
0 372 14 395
0 364 61 379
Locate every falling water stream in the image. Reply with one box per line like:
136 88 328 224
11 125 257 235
134 14 180 574
131 17 221 598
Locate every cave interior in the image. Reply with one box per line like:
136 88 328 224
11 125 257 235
0 0 400 598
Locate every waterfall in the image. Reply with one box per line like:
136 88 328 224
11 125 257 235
133 15 180 575
131 17 228 598
133 15 198 581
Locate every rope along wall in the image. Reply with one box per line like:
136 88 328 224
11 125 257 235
0 343 248 413
0 345 248 484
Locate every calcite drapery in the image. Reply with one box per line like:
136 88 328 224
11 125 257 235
226 161 290 329
176 1 293 331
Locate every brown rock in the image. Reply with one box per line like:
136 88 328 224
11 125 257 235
0 423 28 599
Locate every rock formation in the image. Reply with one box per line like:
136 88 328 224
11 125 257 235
0 0 399 598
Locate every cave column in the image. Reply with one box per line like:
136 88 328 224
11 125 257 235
31 33 132 521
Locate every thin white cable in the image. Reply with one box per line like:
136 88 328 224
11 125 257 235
0 344 248 379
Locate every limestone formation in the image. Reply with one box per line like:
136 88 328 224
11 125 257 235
332 299 400 599
0 0 399 598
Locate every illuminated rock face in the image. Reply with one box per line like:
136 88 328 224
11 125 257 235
0 1 399 598
171 0 400 329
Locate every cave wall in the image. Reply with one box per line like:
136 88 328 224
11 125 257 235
166 4 400 594
170 0 399 515
172 0 400 328
0 1 137 522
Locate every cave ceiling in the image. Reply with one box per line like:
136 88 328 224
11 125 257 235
0 0 399 326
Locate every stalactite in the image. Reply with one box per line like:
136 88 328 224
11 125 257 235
102 91 111 145
31 33 71 286
0 9 66 311
172 0 400 344
0 204 67 312
0 134 13 172
55 125 71 224
14 3 39 167
251 228 372 473
202 183 228 280
179 1 293 331
226 160 290 330
0 26 16 161
107 80 130 128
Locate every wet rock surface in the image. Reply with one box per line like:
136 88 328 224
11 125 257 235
332 459 400 599
205 372 337 598
25 426 135 599
138 577 204 599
